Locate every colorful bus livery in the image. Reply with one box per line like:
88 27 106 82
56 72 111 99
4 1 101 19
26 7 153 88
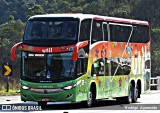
11 14 151 107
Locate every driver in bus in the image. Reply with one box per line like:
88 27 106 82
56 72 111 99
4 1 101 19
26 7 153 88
32 23 45 39
32 30 39 38
48 56 64 78
66 25 76 38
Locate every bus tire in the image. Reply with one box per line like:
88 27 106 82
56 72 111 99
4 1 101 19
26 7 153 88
132 86 138 103
37 101 47 107
124 84 133 104
81 87 94 107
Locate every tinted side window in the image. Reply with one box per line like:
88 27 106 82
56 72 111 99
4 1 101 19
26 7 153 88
142 26 150 43
91 58 104 76
131 25 149 43
103 24 108 41
105 58 109 76
91 20 103 43
111 58 131 75
145 60 150 69
110 24 132 42
111 60 122 75
77 58 88 76
79 19 91 41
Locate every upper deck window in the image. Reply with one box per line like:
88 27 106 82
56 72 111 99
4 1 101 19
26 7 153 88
79 19 92 41
23 18 79 46
110 24 132 42
91 20 103 43
130 25 150 43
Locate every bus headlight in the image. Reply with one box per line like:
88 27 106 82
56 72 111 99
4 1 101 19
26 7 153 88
63 84 76 90
21 85 29 90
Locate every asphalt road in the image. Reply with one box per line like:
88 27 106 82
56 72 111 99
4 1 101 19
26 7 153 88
0 90 160 112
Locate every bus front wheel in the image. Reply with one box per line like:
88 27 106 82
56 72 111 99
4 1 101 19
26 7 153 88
126 84 133 104
81 87 94 107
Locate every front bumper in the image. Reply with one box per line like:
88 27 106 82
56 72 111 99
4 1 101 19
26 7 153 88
21 87 77 102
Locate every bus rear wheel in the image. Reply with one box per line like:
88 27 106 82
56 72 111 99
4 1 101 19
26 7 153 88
126 84 133 104
132 86 138 103
38 101 47 107
125 84 138 104
116 84 133 104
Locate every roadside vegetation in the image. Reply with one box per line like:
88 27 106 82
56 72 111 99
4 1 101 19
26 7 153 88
0 80 20 96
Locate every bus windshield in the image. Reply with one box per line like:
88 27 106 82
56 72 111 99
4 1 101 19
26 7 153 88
22 52 76 83
23 18 79 46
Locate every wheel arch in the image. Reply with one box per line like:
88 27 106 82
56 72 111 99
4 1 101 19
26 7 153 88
130 80 135 88
137 79 141 98
89 82 97 100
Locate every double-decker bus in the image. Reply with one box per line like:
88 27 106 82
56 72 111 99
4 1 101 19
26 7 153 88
11 13 151 107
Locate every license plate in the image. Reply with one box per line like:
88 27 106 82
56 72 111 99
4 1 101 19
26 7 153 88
41 98 51 101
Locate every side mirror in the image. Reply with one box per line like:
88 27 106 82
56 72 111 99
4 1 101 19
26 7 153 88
10 42 22 61
72 41 88 61
78 49 88 58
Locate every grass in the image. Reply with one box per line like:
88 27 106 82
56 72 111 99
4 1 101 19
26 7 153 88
0 81 20 96
0 89 20 96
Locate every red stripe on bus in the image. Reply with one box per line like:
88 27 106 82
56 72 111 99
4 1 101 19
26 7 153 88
21 44 75 53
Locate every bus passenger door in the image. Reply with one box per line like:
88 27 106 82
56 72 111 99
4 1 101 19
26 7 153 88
92 58 105 99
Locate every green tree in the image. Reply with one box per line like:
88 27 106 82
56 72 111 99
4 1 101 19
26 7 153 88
26 4 45 19
0 20 25 80
7 15 15 22
131 0 160 28
151 29 160 76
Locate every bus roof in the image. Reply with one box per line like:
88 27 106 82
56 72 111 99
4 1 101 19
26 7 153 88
29 13 149 26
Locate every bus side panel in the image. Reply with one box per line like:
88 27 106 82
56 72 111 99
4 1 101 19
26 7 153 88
110 75 129 98
75 74 88 102
129 42 151 93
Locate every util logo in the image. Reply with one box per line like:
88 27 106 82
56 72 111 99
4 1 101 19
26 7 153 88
42 48 53 53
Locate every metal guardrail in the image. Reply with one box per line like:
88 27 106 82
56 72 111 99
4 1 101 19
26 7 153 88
150 77 158 86
150 77 160 90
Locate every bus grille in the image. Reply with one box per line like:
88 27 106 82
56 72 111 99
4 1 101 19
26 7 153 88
28 88 64 94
